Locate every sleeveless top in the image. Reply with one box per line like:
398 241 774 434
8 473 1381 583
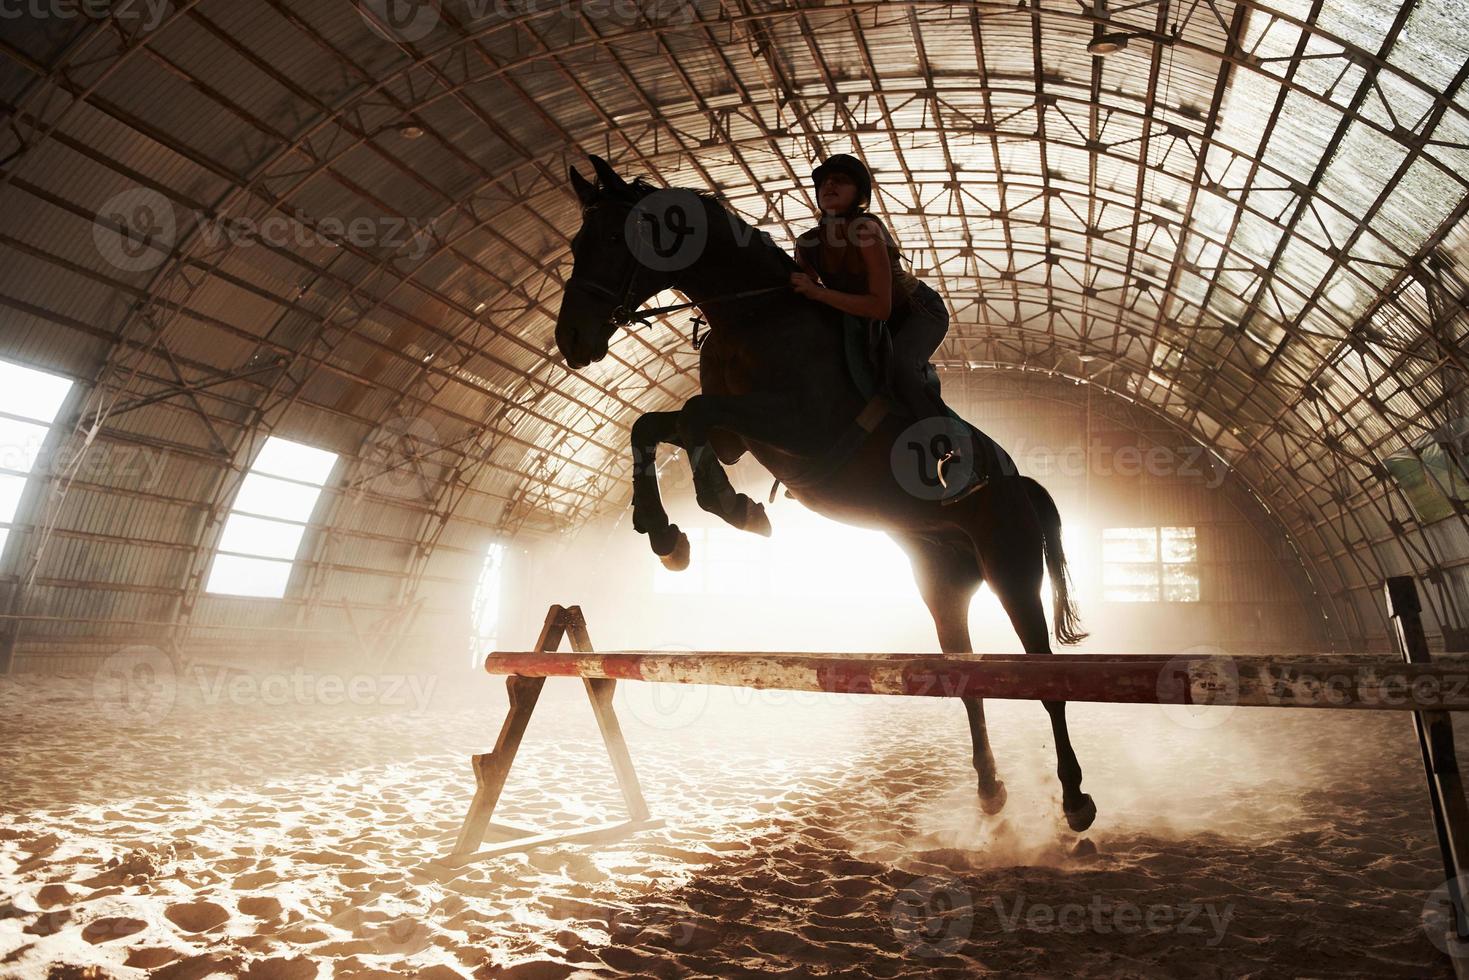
794 213 920 324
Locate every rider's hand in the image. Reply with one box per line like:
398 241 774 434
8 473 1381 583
790 272 821 298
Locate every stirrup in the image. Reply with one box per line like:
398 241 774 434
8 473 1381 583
936 450 960 489
937 450 988 506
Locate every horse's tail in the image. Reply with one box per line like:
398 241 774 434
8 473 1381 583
1021 476 1089 646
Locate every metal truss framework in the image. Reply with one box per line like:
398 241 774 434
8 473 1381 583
0 0 1466 655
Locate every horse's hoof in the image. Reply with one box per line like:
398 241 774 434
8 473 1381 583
978 780 1007 815
658 531 691 572
741 497 772 537
1064 793 1096 832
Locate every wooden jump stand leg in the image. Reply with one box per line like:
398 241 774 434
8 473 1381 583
1386 576 1469 974
443 604 663 867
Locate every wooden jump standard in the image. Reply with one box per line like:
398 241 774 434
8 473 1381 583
445 575 1469 970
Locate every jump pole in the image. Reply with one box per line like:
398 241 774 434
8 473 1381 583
445 578 1469 972
481 648 1469 710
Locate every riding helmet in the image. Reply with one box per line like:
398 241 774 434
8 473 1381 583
811 153 872 214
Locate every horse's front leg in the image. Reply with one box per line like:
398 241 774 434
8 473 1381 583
630 411 691 570
630 410 772 568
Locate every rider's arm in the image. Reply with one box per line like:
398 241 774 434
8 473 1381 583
804 220 892 320
795 248 820 281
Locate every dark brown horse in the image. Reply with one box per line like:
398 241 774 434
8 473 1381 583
555 155 1095 832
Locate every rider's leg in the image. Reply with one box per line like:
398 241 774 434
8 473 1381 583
889 287 949 422
891 286 994 492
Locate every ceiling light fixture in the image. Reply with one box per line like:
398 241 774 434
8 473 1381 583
1088 31 1132 55
399 123 425 139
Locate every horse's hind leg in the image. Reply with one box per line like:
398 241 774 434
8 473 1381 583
893 533 1006 816
973 509 1095 832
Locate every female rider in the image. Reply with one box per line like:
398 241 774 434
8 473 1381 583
789 153 952 424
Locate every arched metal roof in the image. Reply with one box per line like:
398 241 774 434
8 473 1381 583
0 0 1467 653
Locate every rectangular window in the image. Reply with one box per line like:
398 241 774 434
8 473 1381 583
0 359 72 558
471 542 507 666
1102 526 1199 602
206 437 338 599
1384 416 1469 524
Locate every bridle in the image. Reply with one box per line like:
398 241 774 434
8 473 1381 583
569 202 787 348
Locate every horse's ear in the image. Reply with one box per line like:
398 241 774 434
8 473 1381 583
569 165 598 209
588 154 628 196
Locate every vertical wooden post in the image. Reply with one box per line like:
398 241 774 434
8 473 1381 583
1386 577 1469 968
564 605 653 823
450 604 566 856
445 604 662 866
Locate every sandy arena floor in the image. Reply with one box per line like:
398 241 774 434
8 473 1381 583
0 661 1458 978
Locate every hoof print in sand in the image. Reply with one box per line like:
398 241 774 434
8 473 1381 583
238 896 284 919
164 901 230 933
149 951 244 980
24 908 72 936
36 884 79 909
124 946 181 968
240 954 320 979
81 915 148 945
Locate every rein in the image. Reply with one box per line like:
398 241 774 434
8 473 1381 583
614 284 788 328
622 285 788 351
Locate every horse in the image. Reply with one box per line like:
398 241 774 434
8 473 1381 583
554 154 1096 832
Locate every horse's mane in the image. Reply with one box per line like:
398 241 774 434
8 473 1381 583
617 175 799 275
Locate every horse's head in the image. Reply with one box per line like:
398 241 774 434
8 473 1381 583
557 155 682 369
